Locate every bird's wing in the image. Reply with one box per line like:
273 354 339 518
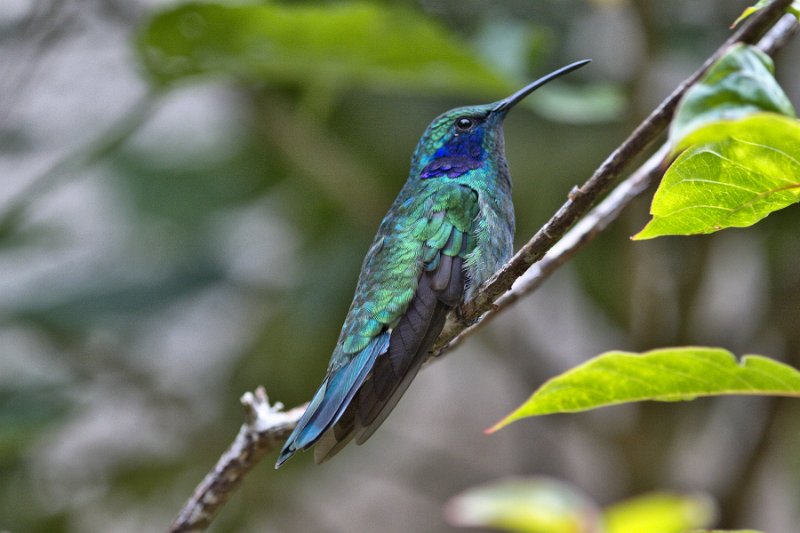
277 182 478 467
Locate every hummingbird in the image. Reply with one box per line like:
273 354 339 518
276 59 591 467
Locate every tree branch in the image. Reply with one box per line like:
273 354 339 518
433 143 672 356
167 3 798 531
434 10 800 356
455 0 795 324
169 388 307 533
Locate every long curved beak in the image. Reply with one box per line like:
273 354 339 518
493 59 592 114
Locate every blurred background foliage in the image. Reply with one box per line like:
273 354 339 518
0 0 799 532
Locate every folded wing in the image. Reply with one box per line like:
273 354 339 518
277 183 478 467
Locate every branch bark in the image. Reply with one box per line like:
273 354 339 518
168 3 798 531
169 388 307 533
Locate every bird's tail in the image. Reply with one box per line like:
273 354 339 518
275 332 390 468
312 255 464 463
277 254 465 467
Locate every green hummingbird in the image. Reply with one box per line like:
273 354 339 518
277 59 591 467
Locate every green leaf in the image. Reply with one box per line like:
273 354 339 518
136 1 508 96
733 0 800 28
445 476 602 533
635 44 800 239
489 347 800 431
670 44 795 148
633 113 800 239
604 492 716 533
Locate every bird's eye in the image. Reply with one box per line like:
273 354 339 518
455 117 474 131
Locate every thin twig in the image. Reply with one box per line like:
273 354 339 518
169 388 307 533
757 12 800 54
167 3 797 531
719 396 786 526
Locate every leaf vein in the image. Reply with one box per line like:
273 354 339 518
731 137 800 172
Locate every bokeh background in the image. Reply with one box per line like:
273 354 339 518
2 1 800 532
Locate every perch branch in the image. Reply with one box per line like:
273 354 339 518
454 0 796 324
168 3 797 531
433 9 799 355
168 388 307 532
433 143 671 355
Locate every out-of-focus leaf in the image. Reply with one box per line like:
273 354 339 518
0 386 70 462
489 347 800 431
12 260 225 332
633 113 800 239
446 479 717 533
732 0 800 28
474 16 617 125
604 492 716 533
444 477 603 533
473 18 548 82
530 83 625 123
670 44 795 148
110 143 276 228
137 1 509 96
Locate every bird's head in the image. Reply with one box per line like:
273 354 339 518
411 59 591 181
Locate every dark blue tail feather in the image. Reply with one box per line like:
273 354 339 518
275 331 390 467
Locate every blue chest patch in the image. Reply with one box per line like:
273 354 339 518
421 128 486 179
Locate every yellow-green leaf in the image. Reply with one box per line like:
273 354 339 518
604 492 716 533
444 477 602 533
446 479 718 533
633 113 800 240
733 0 800 28
489 347 800 432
